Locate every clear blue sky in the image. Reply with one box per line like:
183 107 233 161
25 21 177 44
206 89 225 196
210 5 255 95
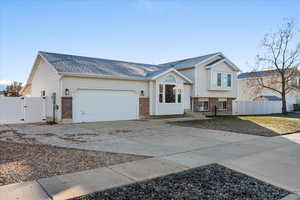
1 0 299 84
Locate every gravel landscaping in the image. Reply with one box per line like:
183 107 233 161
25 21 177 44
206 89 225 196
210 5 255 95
171 115 300 136
72 164 290 200
0 141 149 186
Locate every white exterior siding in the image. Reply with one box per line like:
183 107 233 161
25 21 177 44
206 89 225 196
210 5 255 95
30 57 61 121
178 68 196 97
31 58 60 97
62 76 149 97
195 61 238 98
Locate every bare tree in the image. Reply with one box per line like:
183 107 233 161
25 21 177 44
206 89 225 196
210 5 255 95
252 20 300 113
4 81 23 97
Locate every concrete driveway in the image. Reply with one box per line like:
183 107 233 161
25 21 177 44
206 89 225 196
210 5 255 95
0 119 259 156
0 119 300 195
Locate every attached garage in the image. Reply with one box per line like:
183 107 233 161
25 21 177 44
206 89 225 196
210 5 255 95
73 89 138 123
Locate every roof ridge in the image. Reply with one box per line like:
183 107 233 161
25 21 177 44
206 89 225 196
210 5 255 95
38 51 160 67
159 52 222 65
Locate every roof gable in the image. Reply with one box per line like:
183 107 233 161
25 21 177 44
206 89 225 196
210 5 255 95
150 68 192 83
205 57 240 72
159 52 221 70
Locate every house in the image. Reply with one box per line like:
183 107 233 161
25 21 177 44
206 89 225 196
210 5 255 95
23 51 240 122
238 70 300 110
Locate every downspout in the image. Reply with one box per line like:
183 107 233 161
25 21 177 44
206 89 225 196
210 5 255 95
58 75 63 122
149 81 153 115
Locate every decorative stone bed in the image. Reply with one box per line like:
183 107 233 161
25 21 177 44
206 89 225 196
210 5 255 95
72 164 290 200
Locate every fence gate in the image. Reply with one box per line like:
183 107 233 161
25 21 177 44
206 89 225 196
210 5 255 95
0 97 46 124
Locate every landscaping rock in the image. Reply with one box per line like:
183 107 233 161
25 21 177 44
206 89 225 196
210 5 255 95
73 164 290 200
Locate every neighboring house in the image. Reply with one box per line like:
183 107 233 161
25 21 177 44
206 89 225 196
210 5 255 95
238 70 300 110
253 95 282 101
23 51 240 122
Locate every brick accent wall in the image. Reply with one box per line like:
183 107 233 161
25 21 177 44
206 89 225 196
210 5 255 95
192 97 235 116
139 98 149 117
62 97 72 119
208 98 218 114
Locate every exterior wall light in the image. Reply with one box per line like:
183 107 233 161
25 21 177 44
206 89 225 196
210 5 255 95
140 90 144 96
65 88 70 96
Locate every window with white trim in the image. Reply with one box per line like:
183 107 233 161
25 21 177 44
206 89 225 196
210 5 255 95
212 72 232 88
159 74 182 104
165 84 176 103
227 74 232 87
217 73 222 87
199 101 209 111
177 89 182 103
218 101 227 110
159 84 164 103
162 74 176 83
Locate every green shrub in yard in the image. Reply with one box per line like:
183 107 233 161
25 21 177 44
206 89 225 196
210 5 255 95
293 104 300 111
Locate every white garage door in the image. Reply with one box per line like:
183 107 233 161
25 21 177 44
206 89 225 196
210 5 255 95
73 89 138 123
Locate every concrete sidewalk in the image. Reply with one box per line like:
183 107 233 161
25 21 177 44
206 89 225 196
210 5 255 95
1 133 299 200
0 158 189 200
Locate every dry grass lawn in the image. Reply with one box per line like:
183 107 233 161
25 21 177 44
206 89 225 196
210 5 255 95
172 115 300 136
0 141 149 186
239 115 300 135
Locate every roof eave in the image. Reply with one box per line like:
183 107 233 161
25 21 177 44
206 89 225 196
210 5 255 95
58 72 149 81
149 68 193 83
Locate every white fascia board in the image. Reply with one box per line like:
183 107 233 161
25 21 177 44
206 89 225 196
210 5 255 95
58 72 149 81
23 53 62 90
221 56 241 71
205 57 240 72
194 52 223 67
38 52 61 76
149 68 192 83
205 58 226 69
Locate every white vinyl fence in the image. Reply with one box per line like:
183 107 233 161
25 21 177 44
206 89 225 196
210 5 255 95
0 97 46 124
232 100 293 115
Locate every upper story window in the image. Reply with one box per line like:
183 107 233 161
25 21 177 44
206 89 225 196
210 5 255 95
212 72 232 88
162 74 176 83
217 73 222 87
227 74 232 87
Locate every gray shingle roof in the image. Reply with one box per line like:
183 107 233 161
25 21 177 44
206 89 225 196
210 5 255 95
39 51 171 79
238 70 279 79
259 96 282 101
39 51 221 80
159 52 221 69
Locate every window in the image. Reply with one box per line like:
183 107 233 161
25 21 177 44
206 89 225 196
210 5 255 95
162 74 176 83
165 84 176 103
199 101 209 111
218 101 227 110
227 74 232 87
159 84 164 103
213 72 232 88
217 73 222 87
177 89 182 103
